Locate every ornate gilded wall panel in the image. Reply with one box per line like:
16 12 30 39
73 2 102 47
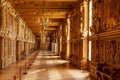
105 40 120 65
102 0 120 31
0 0 36 69
61 21 67 59
105 40 115 64
69 2 84 67
90 0 120 79
115 40 120 64
91 40 98 66
61 42 67 59
98 40 105 64
92 39 120 65
91 0 120 33
94 39 120 79
90 0 102 34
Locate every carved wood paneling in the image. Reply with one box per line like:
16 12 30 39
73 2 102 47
98 40 105 64
69 3 84 67
105 40 115 64
91 40 98 66
91 0 120 34
115 40 120 64
105 40 120 64
91 38 120 79
90 0 102 34
61 19 68 59
102 0 120 31
92 39 120 65
0 0 36 69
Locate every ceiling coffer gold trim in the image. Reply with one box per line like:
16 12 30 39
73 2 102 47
10 0 79 36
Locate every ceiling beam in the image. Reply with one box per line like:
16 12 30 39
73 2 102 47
16 9 69 13
28 24 59 27
29 26 59 28
30 27 56 31
39 0 77 1
27 22 59 26
21 14 66 18
33 31 53 36
14 0 78 2
15 6 73 9
16 9 68 15
27 25 59 27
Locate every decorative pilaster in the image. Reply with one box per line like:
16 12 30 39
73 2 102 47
82 0 89 59
66 17 70 60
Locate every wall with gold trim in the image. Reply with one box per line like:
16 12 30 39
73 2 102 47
0 0 36 69
89 0 120 79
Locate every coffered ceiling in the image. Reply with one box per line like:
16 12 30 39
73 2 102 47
10 0 79 36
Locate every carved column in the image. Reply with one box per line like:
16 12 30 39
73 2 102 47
66 18 70 59
83 0 89 58
80 0 89 70
59 25 62 57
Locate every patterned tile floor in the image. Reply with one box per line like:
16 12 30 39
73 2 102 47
23 50 90 80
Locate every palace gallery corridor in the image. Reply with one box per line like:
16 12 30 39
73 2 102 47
0 0 120 80
23 50 90 80
0 50 90 80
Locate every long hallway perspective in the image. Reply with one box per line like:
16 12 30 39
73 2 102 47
23 50 90 80
0 0 120 80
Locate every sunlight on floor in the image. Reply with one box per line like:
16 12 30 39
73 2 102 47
27 69 46 75
23 50 90 80
68 70 90 80
38 55 60 59
48 69 63 80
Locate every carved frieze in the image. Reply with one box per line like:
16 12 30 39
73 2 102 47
91 0 120 34
102 0 120 31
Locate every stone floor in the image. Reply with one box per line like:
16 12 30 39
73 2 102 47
0 50 91 80
23 50 90 80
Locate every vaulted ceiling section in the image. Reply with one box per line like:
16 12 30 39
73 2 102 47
10 0 79 36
